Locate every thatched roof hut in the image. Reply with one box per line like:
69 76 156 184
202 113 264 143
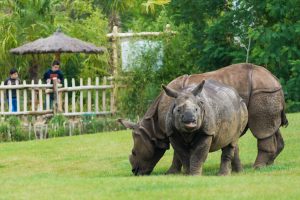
10 29 106 56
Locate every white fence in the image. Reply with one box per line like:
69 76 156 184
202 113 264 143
0 77 115 116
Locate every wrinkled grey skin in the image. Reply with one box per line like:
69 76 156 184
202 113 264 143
119 63 288 175
163 80 248 175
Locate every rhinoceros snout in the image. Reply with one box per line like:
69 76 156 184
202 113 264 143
182 112 196 124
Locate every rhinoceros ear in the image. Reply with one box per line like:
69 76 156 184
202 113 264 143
191 80 205 96
162 85 178 98
117 119 137 130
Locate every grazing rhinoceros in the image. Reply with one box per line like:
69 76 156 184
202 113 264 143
162 80 248 175
119 63 288 175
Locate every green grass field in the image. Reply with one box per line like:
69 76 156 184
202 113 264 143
0 113 299 200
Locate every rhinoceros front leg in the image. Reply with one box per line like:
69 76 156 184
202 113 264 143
218 144 235 176
189 135 213 176
166 151 182 174
231 144 243 173
169 135 191 174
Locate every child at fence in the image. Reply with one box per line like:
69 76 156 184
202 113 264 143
43 60 64 109
43 60 64 84
4 68 20 112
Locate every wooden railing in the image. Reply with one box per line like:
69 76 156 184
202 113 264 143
0 77 115 116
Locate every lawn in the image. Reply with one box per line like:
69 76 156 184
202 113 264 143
0 113 299 200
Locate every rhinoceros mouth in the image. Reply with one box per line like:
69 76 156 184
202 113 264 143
132 167 152 176
183 122 197 129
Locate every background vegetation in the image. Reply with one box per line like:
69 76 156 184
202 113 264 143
0 0 299 117
0 112 299 199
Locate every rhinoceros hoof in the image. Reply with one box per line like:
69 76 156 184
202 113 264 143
253 163 267 169
232 165 243 173
165 168 181 175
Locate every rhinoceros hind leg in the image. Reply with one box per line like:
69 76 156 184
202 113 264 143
267 129 284 165
166 151 182 174
231 145 243 173
248 91 284 168
253 134 277 169
218 145 235 176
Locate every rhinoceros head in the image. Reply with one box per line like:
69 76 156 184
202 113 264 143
118 119 166 175
162 80 205 133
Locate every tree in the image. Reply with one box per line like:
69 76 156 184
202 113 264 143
0 0 109 81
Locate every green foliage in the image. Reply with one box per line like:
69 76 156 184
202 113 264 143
48 114 67 137
0 0 109 82
0 122 9 142
82 115 124 133
7 116 27 141
119 11 200 118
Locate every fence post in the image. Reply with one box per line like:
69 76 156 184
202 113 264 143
64 79 68 114
23 80 27 112
72 78 76 113
109 77 115 114
111 26 119 115
53 78 59 114
31 80 35 111
16 80 20 112
38 79 43 111
102 77 107 112
87 78 91 112
8 81 12 112
80 78 83 113
1 81 4 113
95 77 99 112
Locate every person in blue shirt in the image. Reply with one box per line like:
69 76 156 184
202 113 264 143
43 60 64 108
43 60 64 84
4 68 20 112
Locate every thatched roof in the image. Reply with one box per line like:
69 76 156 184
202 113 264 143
10 29 106 55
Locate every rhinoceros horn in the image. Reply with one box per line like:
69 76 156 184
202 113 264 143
191 80 205 96
117 119 137 130
162 85 179 98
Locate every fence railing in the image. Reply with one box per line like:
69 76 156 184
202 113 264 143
0 77 115 116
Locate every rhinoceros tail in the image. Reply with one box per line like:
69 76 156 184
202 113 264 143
281 110 289 127
280 89 288 127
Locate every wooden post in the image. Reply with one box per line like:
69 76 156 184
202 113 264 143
53 78 59 114
112 25 118 77
111 26 119 115
8 81 12 112
80 78 83 113
16 80 20 112
95 77 99 112
102 77 107 112
64 79 68 113
31 80 35 111
23 80 27 112
72 78 76 113
46 81 50 110
38 79 43 111
1 81 4 113
87 78 91 112
109 78 115 114
54 52 61 61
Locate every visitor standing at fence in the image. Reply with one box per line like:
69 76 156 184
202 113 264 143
43 60 64 84
43 60 64 107
4 68 20 112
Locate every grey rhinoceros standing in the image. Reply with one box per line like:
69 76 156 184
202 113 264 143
119 63 288 175
162 80 248 175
